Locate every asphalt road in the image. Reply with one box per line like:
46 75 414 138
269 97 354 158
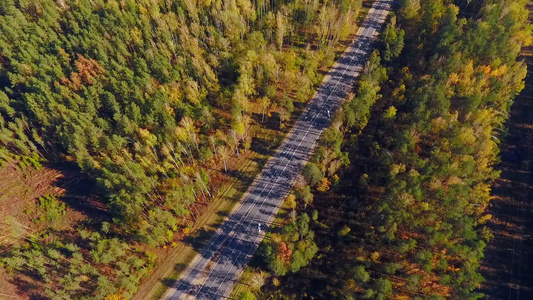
163 1 392 299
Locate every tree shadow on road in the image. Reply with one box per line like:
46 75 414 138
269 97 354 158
160 263 188 287
181 228 217 253
250 137 276 157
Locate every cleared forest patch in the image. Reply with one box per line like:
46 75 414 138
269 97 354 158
0 162 93 298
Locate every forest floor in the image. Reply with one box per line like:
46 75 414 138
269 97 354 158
479 5 533 298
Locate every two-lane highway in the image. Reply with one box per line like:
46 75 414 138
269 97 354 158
163 1 392 298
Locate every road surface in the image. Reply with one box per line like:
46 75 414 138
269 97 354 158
163 1 392 299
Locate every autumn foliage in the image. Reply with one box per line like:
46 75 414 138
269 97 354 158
277 242 292 263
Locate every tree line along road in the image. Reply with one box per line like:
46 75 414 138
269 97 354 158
162 1 393 299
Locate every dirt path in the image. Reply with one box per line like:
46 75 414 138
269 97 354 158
479 13 533 298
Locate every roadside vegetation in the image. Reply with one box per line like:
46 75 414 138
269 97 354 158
0 0 368 299
239 0 532 299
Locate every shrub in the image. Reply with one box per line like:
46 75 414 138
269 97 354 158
37 194 65 223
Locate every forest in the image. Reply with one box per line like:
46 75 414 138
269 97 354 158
0 0 365 299
248 0 532 299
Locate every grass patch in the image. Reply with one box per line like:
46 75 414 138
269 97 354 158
36 194 66 224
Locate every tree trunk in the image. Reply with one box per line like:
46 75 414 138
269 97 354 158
223 157 227 172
